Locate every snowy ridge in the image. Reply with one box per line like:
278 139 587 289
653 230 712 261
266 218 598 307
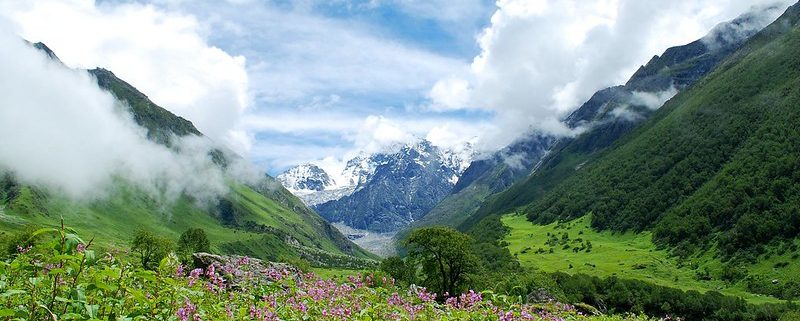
277 139 474 207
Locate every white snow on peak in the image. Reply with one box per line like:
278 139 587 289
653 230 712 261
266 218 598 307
277 139 476 206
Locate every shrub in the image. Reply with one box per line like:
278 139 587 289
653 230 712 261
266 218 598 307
177 228 210 264
131 228 173 270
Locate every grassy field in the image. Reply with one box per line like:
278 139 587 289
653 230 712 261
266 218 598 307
0 181 375 266
502 214 797 304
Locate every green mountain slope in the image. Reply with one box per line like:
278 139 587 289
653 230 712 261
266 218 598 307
0 46 375 266
521 2 800 257
445 7 772 233
462 2 800 302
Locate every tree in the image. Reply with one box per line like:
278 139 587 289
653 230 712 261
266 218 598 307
380 256 416 285
131 229 173 270
405 227 480 296
177 228 210 263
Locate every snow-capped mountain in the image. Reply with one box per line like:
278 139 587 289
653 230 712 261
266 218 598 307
313 140 475 233
277 164 333 192
277 139 475 232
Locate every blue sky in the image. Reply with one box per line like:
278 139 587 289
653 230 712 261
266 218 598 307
175 0 497 175
3 0 793 176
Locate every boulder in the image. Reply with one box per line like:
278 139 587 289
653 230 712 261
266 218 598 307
526 288 557 304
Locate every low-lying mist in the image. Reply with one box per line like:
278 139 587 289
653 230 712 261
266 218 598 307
0 29 257 205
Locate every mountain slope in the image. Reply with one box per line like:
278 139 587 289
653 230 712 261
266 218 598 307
532 3 800 256
488 2 800 259
405 6 773 238
0 45 375 265
404 133 554 231
277 164 334 192
458 6 783 231
277 164 357 206
312 140 471 232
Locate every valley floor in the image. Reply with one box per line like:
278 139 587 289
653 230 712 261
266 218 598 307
332 222 398 258
502 214 798 305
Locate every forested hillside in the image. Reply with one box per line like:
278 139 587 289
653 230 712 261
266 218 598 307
517 2 800 259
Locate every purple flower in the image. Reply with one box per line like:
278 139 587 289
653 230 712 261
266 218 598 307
188 268 203 286
176 298 197 321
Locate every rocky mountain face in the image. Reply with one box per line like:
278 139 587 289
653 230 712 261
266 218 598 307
402 133 555 233
278 140 474 233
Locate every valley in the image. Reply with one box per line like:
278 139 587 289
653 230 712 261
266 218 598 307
2 1 800 320
503 214 797 304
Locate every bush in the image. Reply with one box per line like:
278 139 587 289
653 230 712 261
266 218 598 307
0 226 37 257
131 229 173 270
177 228 210 264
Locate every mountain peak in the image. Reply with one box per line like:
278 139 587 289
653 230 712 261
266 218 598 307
276 163 334 192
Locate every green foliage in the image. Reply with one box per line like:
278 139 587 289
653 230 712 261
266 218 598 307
546 273 799 321
280 256 312 273
379 256 416 286
501 213 800 304
177 228 210 263
0 226 37 257
530 8 800 259
0 178 375 269
131 229 173 270
459 5 800 263
405 227 481 296
467 215 520 274
779 311 800 321
0 224 655 321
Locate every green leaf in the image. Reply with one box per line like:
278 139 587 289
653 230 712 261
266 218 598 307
84 250 97 264
85 304 99 318
93 280 117 292
0 290 26 297
31 227 59 237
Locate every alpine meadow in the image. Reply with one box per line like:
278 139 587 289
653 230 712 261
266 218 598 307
1 1 800 321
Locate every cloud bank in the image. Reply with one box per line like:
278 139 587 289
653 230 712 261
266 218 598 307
0 29 229 203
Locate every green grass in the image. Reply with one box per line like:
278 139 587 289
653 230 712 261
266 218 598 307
311 267 366 280
0 180 375 266
501 214 789 304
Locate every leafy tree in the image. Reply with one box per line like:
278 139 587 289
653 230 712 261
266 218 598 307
177 228 210 263
131 229 173 270
405 227 480 296
380 256 416 285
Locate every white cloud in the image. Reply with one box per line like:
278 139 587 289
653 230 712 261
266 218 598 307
0 0 251 154
173 1 466 104
427 77 472 111
352 116 417 154
245 108 491 173
432 0 796 149
631 86 679 110
425 125 478 151
0 29 229 202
